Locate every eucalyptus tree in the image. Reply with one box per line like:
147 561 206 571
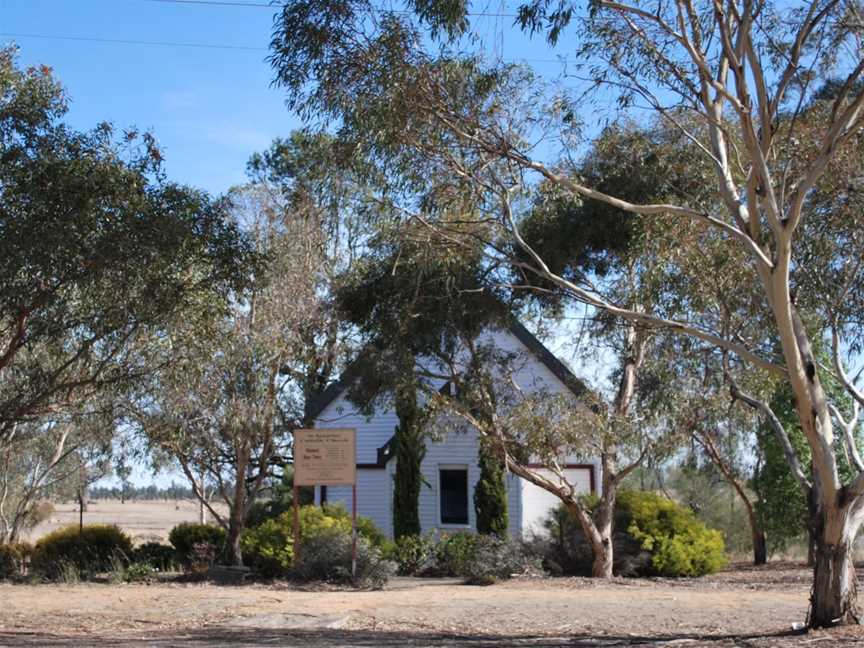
0 47 249 448
0 48 250 543
246 132 367 426
270 0 864 625
336 218 512 538
132 186 323 566
0 405 114 542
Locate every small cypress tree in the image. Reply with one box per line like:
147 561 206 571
392 378 426 539
474 443 509 536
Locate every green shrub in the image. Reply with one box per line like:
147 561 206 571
618 490 727 577
56 561 81 584
131 542 178 571
31 525 133 580
0 543 30 579
461 534 538 585
168 523 226 567
389 534 435 576
529 491 726 578
241 518 293 577
432 532 477 576
527 501 651 577
474 451 509 536
123 562 158 583
293 533 395 588
241 504 386 577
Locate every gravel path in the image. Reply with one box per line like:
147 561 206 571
0 564 861 647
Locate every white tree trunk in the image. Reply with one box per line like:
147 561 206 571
810 508 861 627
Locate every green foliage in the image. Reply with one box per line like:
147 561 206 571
751 359 856 556
245 467 315 528
0 48 253 436
751 385 811 554
241 516 294 577
168 523 226 567
335 222 509 540
31 525 133 580
461 534 538 585
0 543 30 579
532 492 726 578
122 562 158 583
391 531 534 583
389 534 435 575
432 531 478 576
474 448 509 536
293 533 395 589
392 383 426 539
528 502 651 577
240 504 385 577
667 464 754 558
131 542 178 572
618 491 727 577
56 561 81 584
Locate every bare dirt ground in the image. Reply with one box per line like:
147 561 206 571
24 500 228 545
1 563 863 647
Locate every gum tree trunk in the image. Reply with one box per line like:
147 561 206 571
225 509 245 567
752 527 768 566
590 494 614 578
809 514 860 627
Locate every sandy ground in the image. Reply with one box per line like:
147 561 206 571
24 500 228 545
0 564 862 646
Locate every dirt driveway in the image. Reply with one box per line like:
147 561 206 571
0 563 862 647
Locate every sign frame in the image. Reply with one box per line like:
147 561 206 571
291 428 358 582
293 428 357 486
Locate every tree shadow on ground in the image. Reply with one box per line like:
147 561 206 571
0 627 810 647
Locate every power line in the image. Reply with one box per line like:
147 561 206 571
145 0 273 7
144 0 520 18
0 31 562 63
0 32 268 51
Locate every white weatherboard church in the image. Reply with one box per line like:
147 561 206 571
309 322 600 538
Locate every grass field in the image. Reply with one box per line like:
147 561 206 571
23 499 228 545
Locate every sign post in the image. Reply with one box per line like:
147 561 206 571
292 428 357 581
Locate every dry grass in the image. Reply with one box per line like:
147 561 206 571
23 499 228 545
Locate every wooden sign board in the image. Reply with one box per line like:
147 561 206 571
293 428 356 486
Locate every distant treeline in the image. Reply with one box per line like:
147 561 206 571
89 482 195 501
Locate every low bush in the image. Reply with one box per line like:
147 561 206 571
241 504 385 578
292 533 395 588
431 532 477 576
31 525 133 580
131 542 178 571
0 543 31 579
461 534 539 585
619 490 727 577
241 516 293 577
529 491 726 578
168 523 226 568
123 562 158 582
527 503 651 577
389 534 435 576
189 541 219 572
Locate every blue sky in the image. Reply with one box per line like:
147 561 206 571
2 0 565 197
3 0 300 194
